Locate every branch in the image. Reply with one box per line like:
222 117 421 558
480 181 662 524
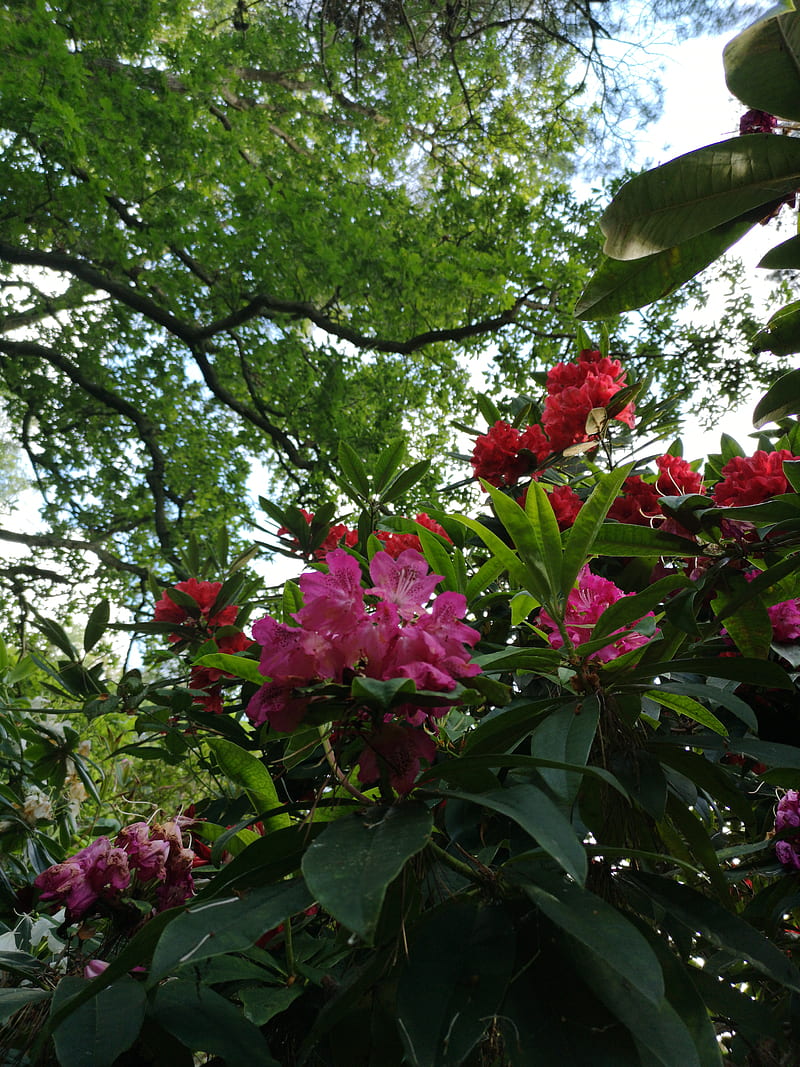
0 527 148 578
0 338 181 571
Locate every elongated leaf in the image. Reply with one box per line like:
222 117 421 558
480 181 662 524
633 655 793 689
561 464 632 594
417 526 460 593
591 574 688 641
601 135 800 260
0 987 50 1024
631 871 800 992
301 803 432 944
753 299 800 356
753 367 800 427
193 652 264 685
51 976 146 1067
446 784 586 883
759 233 800 269
206 739 291 832
83 599 110 654
577 214 757 319
590 523 699 557
524 880 665 1006
454 514 531 590
465 552 506 601
149 879 312 980
397 898 515 1067
34 616 78 660
337 440 371 499
380 459 431 504
371 437 406 493
660 681 757 730
484 481 560 605
645 689 727 736
150 980 277 1067
530 697 601 810
724 8 800 121
664 793 730 901
650 745 754 825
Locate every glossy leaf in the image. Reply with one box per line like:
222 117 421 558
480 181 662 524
82 599 110 654
524 880 665 1006
590 523 699 557
206 739 291 832
576 214 757 319
753 300 800 356
758 233 800 269
193 652 264 686
51 975 146 1067
724 7 800 121
397 898 515 1067
601 135 800 260
149 880 312 981
753 367 800 427
591 573 688 641
561 463 632 594
644 690 727 735
484 480 560 605
150 980 277 1067
301 803 432 945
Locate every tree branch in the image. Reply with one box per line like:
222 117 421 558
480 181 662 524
0 527 148 578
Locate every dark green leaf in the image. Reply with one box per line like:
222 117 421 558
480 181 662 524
206 739 292 832
753 367 800 427
371 437 407 494
380 459 431 504
0 986 50 1024
337 440 371 500
590 523 699 557
83 599 110 654
724 8 800 121
149 879 312 981
561 464 632 593
350 674 416 710
51 976 146 1067
602 135 800 259
396 898 515 1067
753 300 800 356
301 803 433 944
759 233 800 269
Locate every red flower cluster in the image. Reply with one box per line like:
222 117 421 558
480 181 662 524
280 510 451 560
713 450 798 508
542 349 635 451
609 455 704 528
154 579 252 714
471 351 635 489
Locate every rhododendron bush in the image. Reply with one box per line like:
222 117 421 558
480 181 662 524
2 342 800 1067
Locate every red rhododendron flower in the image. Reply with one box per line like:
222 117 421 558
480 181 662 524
548 484 582 530
154 578 237 641
713 450 797 507
471 420 526 487
376 513 452 557
655 454 704 496
607 476 663 526
542 350 635 451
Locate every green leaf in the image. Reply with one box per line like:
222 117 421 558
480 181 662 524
51 976 146 1067
206 739 291 832
657 681 757 731
524 879 665 1006
454 514 530 590
590 523 699 557
282 579 303 621
576 214 758 319
529 697 601 810
630 871 800 992
636 655 794 689
350 674 416 710
396 898 515 1067
644 690 727 736
417 526 460 593
476 392 502 427
380 459 431 504
337 440 371 500
601 135 800 260
448 784 586 883
724 8 800 121
193 652 264 686
301 803 433 945
149 880 312 981
758 233 800 269
465 553 507 601
371 436 407 493
34 616 78 660
753 299 800 356
0 986 50 1024
483 481 560 605
82 599 110 654
561 464 632 593
591 574 688 641
149 980 277 1067
754 367 800 427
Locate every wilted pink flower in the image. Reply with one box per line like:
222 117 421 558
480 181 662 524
116 822 170 883
538 565 654 662
776 790 800 870
34 837 131 919
769 599 800 643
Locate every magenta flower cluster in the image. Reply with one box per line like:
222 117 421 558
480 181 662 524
538 565 654 662
775 790 800 871
34 820 195 920
246 548 482 793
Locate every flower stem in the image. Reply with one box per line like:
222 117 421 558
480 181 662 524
319 729 374 804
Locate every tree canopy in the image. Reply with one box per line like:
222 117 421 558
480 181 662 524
0 0 771 613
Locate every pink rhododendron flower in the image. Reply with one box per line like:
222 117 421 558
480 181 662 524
116 822 170 882
713 450 797 507
84 959 110 980
294 549 366 636
768 599 800 643
34 837 131 919
538 565 654 662
357 722 437 795
368 549 443 620
775 790 800 870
